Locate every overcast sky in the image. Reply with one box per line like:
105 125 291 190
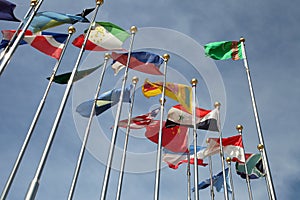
0 0 299 199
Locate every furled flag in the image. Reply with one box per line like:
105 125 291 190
204 41 244 60
145 121 188 153
118 107 160 129
193 168 232 193
28 8 94 33
162 145 207 170
76 84 132 118
111 51 164 75
165 104 220 132
0 0 20 22
72 22 130 51
236 153 265 179
47 63 103 84
203 135 245 162
0 30 68 59
142 79 192 113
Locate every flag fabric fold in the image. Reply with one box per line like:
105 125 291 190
0 0 20 22
236 153 265 179
204 40 243 60
111 51 164 75
142 79 192 112
72 22 130 51
76 84 133 118
165 104 220 132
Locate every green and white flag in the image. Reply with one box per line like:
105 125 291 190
204 40 244 60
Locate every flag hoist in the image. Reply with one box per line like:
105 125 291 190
153 53 169 200
0 0 45 76
100 25 137 200
240 37 277 200
67 53 111 200
0 26 75 200
226 157 235 200
24 1 103 199
116 76 139 200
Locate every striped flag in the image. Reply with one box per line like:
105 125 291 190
0 0 20 22
204 40 244 60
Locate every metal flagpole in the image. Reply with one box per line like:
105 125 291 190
116 76 139 200
187 145 191 200
225 157 235 200
67 53 110 200
0 26 75 200
240 37 277 200
100 25 137 200
0 0 45 76
215 102 229 200
24 1 103 199
236 125 253 200
153 53 169 200
257 143 270 196
190 78 199 200
208 155 215 200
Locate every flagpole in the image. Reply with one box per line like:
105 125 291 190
240 37 276 200
153 53 169 200
100 25 137 200
0 0 45 76
0 26 75 200
187 146 191 200
116 76 139 200
24 1 103 199
190 78 199 200
208 155 215 200
257 143 271 198
236 125 253 200
67 53 110 200
225 157 235 200
215 102 229 200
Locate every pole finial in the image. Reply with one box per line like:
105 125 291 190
104 53 111 60
163 53 170 61
240 37 245 42
190 78 198 86
236 124 243 132
132 76 139 84
206 138 210 144
96 0 104 5
214 101 221 108
30 0 38 6
68 26 76 34
226 157 231 163
130 26 138 34
257 144 264 151
159 98 166 105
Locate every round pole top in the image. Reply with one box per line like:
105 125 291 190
163 53 170 61
214 102 221 108
226 157 231 163
132 76 139 84
159 98 166 105
130 26 138 34
236 124 243 132
96 0 104 5
190 78 198 86
30 0 38 6
104 53 111 60
257 144 264 151
68 26 76 34
240 37 245 42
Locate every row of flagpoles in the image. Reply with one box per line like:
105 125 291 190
0 0 277 200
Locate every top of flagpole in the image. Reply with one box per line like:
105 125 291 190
96 0 104 5
190 78 198 86
130 26 138 34
236 124 243 132
30 0 38 6
68 26 76 34
132 76 139 84
162 53 170 61
214 101 220 108
240 37 245 43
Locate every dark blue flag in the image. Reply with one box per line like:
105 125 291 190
0 0 20 22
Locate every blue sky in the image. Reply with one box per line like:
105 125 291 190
0 0 299 199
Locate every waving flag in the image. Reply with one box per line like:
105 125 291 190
28 9 93 33
145 121 188 153
72 22 130 51
204 41 243 60
0 30 68 59
111 51 163 75
165 104 219 132
142 79 192 112
76 84 132 118
0 0 20 22
236 153 265 179
162 145 207 169
118 108 160 129
203 135 245 162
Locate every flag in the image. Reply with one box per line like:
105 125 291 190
145 121 188 153
47 63 103 84
0 30 68 59
142 79 192 112
111 51 163 75
72 22 130 51
165 104 220 132
203 135 245 162
193 168 232 193
236 153 265 179
76 84 132 118
28 9 93 33
162 145 207 169
0 0 20 22
204 41 244 60
118 108 160 129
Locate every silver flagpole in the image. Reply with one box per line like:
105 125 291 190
187 145 191 200
225 157 235 200
0 0 45 76
240 37 276 200
153 53 169 200
116 76 139 200
215 102 229 200
236 125 253 200
208 155 215 200
67 53 110 200
100 25 137 200
24 1 103 199
0 26 75 200
190 78 199 200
